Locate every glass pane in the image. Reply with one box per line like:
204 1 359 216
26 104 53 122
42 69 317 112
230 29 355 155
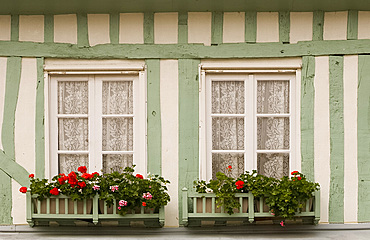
58 118 88 150
103 154 133 173
212 153 244 179
257 117 289 150
257 80 289 114
212 81 244 114
102 118 133 151
58 81 88 114
59 154 89 174
212 117 244 150
257 153 289 179
103 81 133 114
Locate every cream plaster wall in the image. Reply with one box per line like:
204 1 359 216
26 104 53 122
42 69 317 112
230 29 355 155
0 15 11 41
188 12 212 46
19 15 44 42
154 13 178 44
119 13 144 44
256 12 279 43
12 179 27 224
223 12 245 43
358 11 370 39
88 14 110 46
54 14 77 44
290 12 313 44
323 11 348 40
314 56 330 223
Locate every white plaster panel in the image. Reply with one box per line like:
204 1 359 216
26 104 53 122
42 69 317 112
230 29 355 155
154 13 178 44
188 12 212 46
343 55 358 223
88 14 110 46
358 11 370 39
12 179 27 224
314 56 330 223
223 12 245 43
54 14 77 44
0 15 11 41
160 60 179 227
15 58 37 174
256 12 279 43
119 13 144 44
323 11 348 40
19 15 44 42
0 57 7 150
290 12 313 44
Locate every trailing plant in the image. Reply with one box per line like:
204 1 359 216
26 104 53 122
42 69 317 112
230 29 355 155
194 169 319 219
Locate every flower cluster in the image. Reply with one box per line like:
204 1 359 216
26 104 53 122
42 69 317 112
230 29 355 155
142 192 153 200
110 185 119 192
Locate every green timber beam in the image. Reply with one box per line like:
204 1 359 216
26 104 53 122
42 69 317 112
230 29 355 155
1 40 370 59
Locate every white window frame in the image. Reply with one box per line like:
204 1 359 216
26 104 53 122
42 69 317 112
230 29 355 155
199 58 301 180
44 59 147 179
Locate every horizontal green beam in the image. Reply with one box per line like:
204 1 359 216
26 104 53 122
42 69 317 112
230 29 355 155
1 40 370 59
1 0 370 15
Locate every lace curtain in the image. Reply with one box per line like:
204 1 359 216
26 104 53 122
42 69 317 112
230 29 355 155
211 80 290 179
58 80 134 174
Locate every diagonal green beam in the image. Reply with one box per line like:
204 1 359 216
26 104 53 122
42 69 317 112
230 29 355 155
0 151 29 187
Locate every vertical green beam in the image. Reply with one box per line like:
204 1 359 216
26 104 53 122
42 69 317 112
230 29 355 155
146 59 161 175
313 11 324 41
358 56 370 222
279 11 290 43
0 57 21 224
35 58 45 179
11 15 19 41
178 59 200 225
110 13 119 44
301 56 315 181
347 10 358 40
328 56 344 223
211 12 223 45
178 12 188 44
77 13 89 47
245 12 257 43
44 14 54 43
144 12 154 44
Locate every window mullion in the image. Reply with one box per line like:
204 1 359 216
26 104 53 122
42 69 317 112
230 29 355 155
94 75 103 173
245 74 255 172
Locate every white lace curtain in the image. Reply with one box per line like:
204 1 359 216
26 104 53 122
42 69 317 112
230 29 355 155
58 81 133 174
211 80 290 179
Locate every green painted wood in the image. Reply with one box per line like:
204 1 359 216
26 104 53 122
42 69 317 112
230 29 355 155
3 0 370 15
313 11 324 41
144 12 154 44
301 56 315 181
44 14 54 43
178 59 200 226
328 56 344 223
77 13 89 47
0 171 12 224
4 39 370 59
245 12 257 43
11 15 19 42
357 55 370 222
178 12 188 44
35 57 45 179
109 13 119 44
0 152 29 187
146 59 161 175
279 11 290 43
1 57 21 159
347 10 358 40
211 12 223 45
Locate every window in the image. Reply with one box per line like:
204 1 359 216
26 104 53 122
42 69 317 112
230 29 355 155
199 61 301 180
46 62 146 177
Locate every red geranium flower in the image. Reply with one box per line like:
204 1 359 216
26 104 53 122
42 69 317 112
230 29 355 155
82 173 92 180
28 174 34 178
136 174 144 179
235 180 244 190
291 171 299 175
19 187 27 193
50 187 60 195
227 165 232 169
68 172 78 187
78 181 86 188
297 177 302 181
77 166 87 173
142 202 147 207
92 172 99 177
